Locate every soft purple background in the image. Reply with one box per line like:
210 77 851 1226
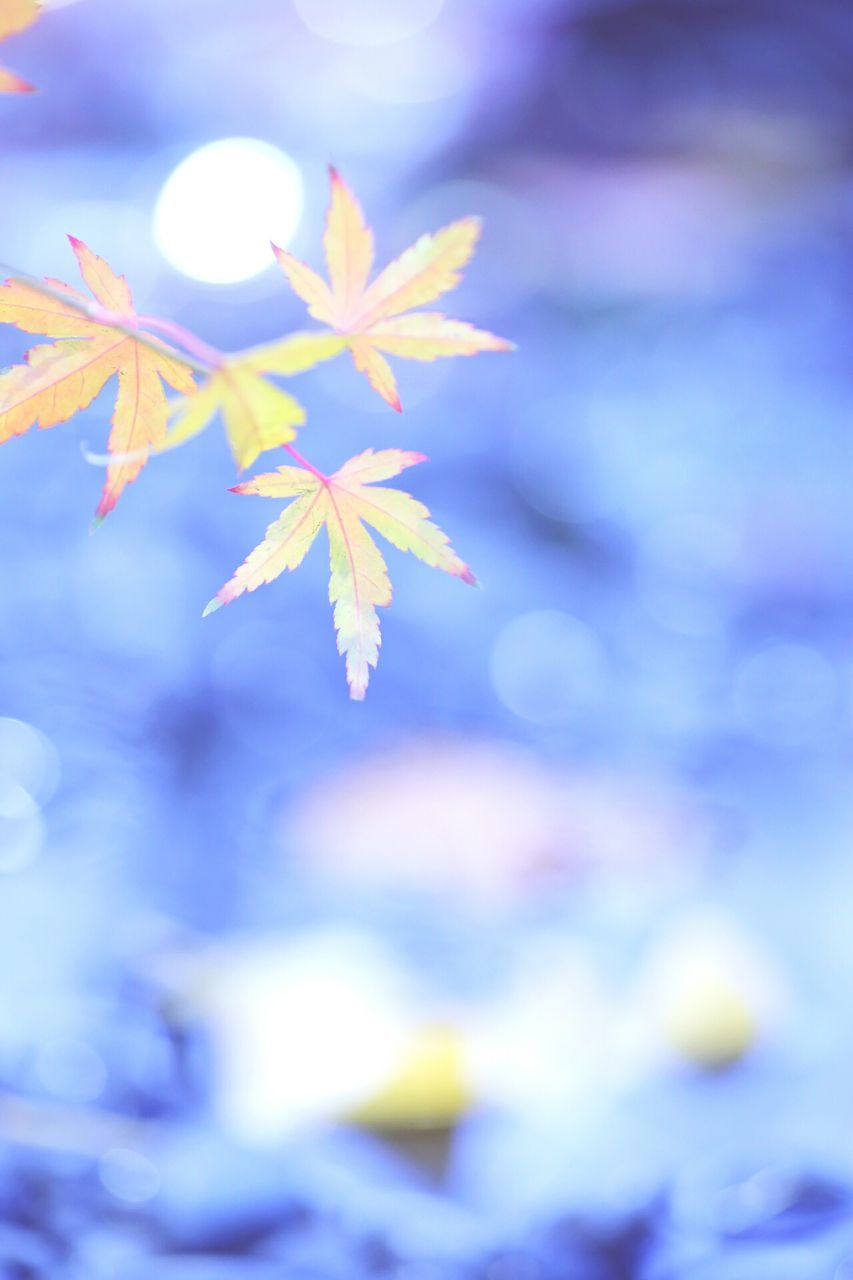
0 1 852 1275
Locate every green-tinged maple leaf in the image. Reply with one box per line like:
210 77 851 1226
164 332 346 471
272 168 513 411
0 0 38 93
204 448 475 699
0 237 195 519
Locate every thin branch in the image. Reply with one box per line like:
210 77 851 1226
0 263 212 375
136 313 225 370
0 262 335 482
284 442 328 482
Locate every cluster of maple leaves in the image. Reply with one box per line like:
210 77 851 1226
0 7 511 698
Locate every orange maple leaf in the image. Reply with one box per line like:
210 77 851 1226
0 237 196 520
204 449 474 699
272 168 512 412
0 0 38 93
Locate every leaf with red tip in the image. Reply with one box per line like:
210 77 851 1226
272 170 511 410
349 337 401 412
0 0 38 93
324 166 374 327
0 238 195 517
355 219 482 328
205 448 474 699
271 245 333 326
368 312 512 361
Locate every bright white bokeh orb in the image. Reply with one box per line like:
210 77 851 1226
153 139 304 285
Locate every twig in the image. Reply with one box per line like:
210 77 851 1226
0 263 211 375
0 264 334 481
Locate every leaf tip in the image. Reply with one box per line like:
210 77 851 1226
92 492 114 527
202 597 223 618
460 566 478 587
461 214 484 244
328 163 341 185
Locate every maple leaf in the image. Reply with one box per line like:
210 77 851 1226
0 237 196 520
164 331 346 471
204 448 475 699
272 168 512 412
0 0 38 93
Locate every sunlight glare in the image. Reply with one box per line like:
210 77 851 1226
153 138 304 285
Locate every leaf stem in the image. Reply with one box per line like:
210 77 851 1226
136 314 225 370
0 262 332 481
284 442 328 482
0 262 213 374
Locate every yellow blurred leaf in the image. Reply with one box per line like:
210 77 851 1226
347 1024 472 1129
165 331 346 470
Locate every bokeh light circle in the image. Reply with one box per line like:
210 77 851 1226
35 1037 107 1103
153 139 303 284
733 642 838 747
99 1148 161 1205
0 718 60 803
0 780 43 873
491 610 609 726
293 0 446 47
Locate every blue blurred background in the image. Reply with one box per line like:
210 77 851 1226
1 0 853 1275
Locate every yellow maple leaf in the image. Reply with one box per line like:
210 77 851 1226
0 237 196 519
164 331 346 471
0 0 38 93
204 448 475 699
272 168 512 412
